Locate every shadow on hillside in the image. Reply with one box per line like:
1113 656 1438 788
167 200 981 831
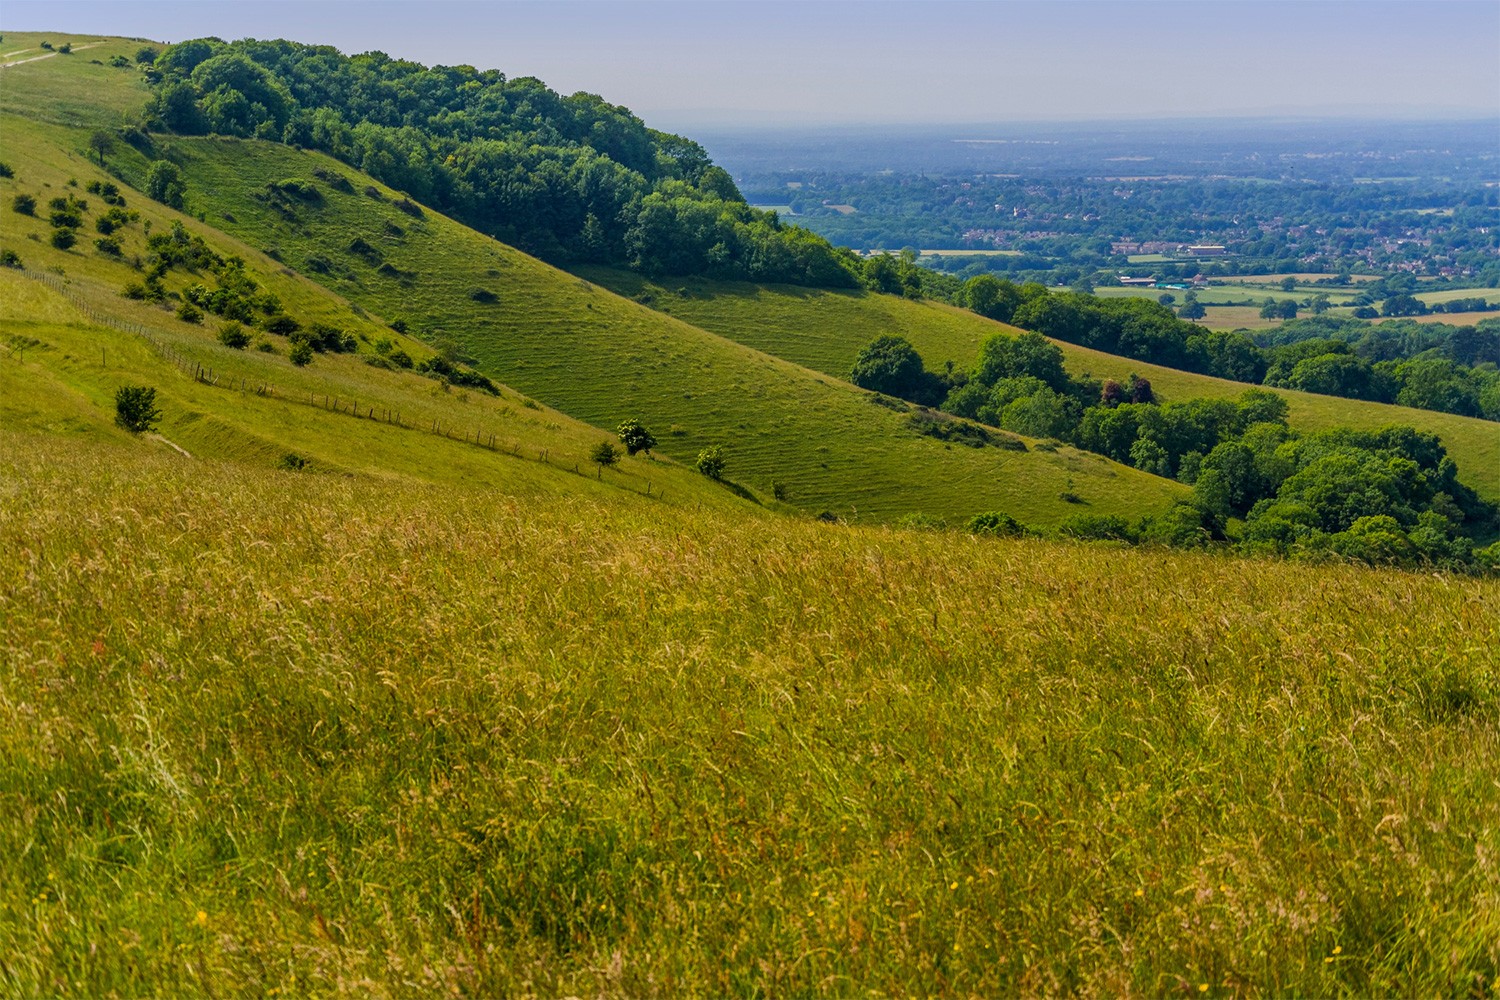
715 478 762 505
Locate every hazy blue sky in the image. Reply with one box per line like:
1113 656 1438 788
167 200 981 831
5 1 1497 125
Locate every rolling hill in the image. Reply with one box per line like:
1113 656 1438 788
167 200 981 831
580 270 1500 504
0 83 1185 526
2 30 1499 998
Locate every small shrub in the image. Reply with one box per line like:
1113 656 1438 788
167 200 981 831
771 480 789 502
218 322 250 349
288 340 313 366
591 440 620 473
94 235 123 257
388 348 413 369
305 253 332 273
176 301 202 324
0 162 12 178
393 197 423 218
135 46 158 64
265 315 300 336
50 229 77 250
255 340 276 353
121 280 146 299
469 288 498 304
696 445 726 480
967 511 1027 537
57 43 72 55
278 453 307 471
109 54 130 67
39 41 53 51
617 418 657 456
0 249 21 269
12 194 36 216
114 385 161 432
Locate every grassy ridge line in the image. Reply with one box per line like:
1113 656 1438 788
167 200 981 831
2 432 1497 995
0 33 151 128
592 271 1500 503
129 132 1185 525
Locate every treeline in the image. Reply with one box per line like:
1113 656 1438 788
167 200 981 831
957 276 1500 420
854 330 1497 571
140 38 861 287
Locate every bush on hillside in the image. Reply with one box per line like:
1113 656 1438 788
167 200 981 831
590 441 620 474
695 445 726 480
50 229 77 250
218 322 250 349
617 418 657 456
114 385 161 432
967 511 1027 537
11 194 33 216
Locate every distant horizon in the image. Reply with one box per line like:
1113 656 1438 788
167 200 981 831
4 0 1498 127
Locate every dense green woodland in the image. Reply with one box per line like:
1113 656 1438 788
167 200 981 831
142 37 862 286
954 277 1500 420
851 326 1498 570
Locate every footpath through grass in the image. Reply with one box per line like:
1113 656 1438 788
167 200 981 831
2 432 1498 996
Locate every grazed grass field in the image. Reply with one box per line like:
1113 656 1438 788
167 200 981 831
1 432 1497 996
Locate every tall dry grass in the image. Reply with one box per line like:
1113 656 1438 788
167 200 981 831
1 430 1496 996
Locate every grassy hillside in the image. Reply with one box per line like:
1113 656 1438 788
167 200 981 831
0 43 1187 529
587 271 1500 504
3 430 1497 996
3 32 1499 999
0 109 732 510
47 126 1183 525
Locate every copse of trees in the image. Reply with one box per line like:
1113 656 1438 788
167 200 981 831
959 279 1499 421
142 38 862 287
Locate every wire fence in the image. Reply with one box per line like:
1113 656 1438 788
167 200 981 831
15 270 655 490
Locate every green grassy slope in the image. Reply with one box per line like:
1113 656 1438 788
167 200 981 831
588 271 1500 503
76 131 1184 524
0 113 735 511
0 44 1187 526
3 430 1497 996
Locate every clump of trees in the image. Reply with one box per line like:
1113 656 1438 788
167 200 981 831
955 278 1500 421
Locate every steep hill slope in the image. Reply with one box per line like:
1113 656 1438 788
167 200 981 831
0 42 1189 526
4 135 1181 525
585 271 1500 503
